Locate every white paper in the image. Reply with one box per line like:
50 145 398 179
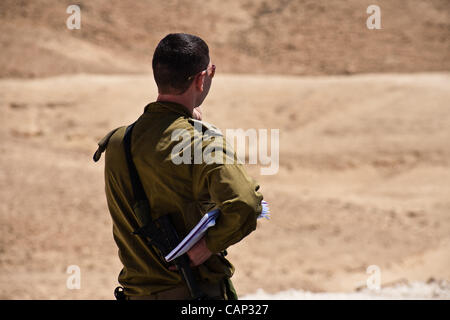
165 201 270 262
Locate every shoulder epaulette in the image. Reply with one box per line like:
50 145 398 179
188 118 223 136
92 126 123 162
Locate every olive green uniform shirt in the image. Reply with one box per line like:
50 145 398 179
99 101 263 297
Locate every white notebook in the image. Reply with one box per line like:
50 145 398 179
165 201 270 262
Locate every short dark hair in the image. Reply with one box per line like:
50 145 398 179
152 33 210 94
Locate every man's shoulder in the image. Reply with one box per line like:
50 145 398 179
145 116 223 138
187 118 223 137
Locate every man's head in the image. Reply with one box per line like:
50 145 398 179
152 33 212 98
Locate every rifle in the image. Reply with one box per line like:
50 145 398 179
123 122 206 300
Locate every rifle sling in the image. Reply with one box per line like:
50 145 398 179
122 122 206 300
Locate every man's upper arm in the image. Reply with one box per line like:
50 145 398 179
193 134 263 253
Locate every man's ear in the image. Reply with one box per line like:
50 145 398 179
195 72 206 92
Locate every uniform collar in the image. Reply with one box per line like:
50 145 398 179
144 101 193 118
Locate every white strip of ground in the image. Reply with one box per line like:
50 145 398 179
240 281 450 300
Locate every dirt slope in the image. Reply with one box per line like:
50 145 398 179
0 72 449 299
0 0 449 78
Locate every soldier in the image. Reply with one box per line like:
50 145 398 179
94 33 263 300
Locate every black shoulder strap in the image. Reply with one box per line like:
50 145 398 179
123 122 147 203
122 121 207 300
123 122 180 255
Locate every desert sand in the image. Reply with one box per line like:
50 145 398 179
0 72 449 299
1 0 449 78
0 0 449 300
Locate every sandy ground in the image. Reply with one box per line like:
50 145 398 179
1 0 449 78
0 72 449 299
